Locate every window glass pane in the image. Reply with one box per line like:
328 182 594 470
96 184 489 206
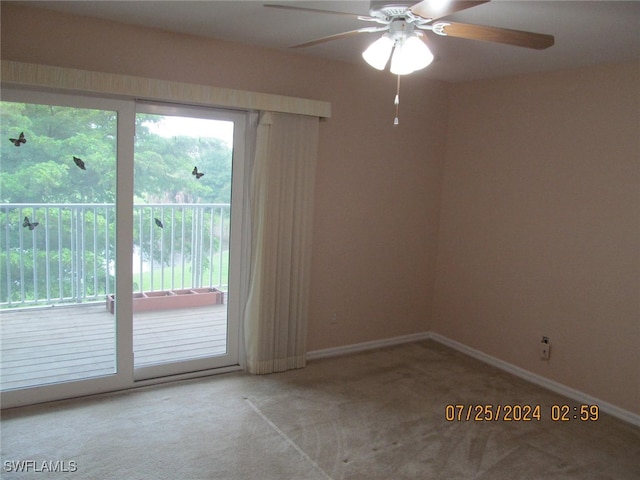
132 110 235 370
1 100 118 390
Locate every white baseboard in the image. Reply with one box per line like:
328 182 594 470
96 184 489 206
306 332 431 361
307 331 640 428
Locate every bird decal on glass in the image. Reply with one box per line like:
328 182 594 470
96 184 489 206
192 166 204 179
23 216 39 230
9 132 26 146
154 218 164 228
73 156 86 170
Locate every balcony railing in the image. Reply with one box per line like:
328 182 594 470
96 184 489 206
1 203 230 308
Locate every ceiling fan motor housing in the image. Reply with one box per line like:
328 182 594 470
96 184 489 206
369 0 416 15
369 1 416 18
366 2 435 29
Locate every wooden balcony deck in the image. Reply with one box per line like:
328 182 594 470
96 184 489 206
0 303 228 391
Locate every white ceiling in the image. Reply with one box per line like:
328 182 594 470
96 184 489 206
16 0 640 82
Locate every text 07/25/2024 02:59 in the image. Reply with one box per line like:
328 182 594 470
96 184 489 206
444 404 600 422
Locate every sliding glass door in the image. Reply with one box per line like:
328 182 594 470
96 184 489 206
0 89 131 405
132 103 244 380
1 90 246 407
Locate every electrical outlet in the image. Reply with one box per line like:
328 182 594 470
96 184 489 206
540 336 551 360
330 312 338 325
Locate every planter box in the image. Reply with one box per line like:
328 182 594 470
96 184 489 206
106 288 224 314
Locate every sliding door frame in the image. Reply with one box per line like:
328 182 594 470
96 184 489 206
132 101 247 381
0 89 246 409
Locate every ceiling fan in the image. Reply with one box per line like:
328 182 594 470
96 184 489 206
265 1 554 73
265 0 554 124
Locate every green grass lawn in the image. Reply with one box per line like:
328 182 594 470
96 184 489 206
134 251 229 292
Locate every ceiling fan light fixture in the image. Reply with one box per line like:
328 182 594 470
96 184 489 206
389 41 412 75
389 34 433 75
362 34 394 70
403 34 434 71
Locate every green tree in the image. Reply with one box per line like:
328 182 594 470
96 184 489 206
134 114 233 203
1 102 117 203
1 102 233 306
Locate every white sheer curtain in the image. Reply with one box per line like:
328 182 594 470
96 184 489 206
243 112 320 374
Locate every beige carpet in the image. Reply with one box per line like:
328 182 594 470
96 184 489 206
1 340 639 479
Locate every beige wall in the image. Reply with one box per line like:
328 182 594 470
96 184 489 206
2 4 638 416
432 63 640 415
0 3 447 350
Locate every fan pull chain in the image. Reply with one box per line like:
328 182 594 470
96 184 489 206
394 75 401 126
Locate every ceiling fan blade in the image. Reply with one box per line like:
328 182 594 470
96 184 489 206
440 22 555 49
290 29 373 49
264 4 365 20
411 1 490 20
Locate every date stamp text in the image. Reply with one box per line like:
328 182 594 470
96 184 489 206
444 404 599 422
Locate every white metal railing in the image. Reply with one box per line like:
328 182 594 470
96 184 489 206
1 203 230 308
